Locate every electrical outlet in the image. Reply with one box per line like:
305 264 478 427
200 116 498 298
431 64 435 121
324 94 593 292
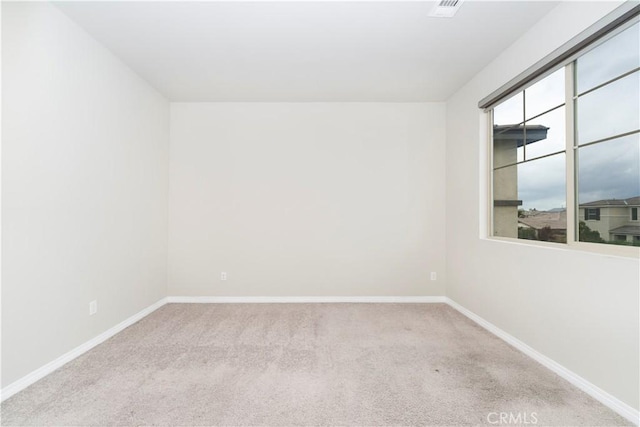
430 272 437 281
221 272 227 281
89 300 98 315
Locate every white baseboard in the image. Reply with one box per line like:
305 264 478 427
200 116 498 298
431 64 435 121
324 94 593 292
0 297 168 402
167 295 446 304
445 297 640 426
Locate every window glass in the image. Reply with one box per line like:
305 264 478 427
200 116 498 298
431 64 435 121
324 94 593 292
576 71 640 145
525 68 565 119
494 92 523 126
518 153 566 214
577 134 640 245
493 125 525 168
577 22 640 94
493 153 566 243
492 163 520 239
577 134 640 205
524 106 565 160
584 208 600 221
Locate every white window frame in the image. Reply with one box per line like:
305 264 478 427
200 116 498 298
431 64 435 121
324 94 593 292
484 9 640 257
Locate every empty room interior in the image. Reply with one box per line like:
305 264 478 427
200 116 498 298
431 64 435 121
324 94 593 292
2 0 640 425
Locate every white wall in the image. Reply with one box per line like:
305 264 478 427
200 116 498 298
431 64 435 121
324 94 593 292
2 2 169 387
446 1 639 411
169 103 445 297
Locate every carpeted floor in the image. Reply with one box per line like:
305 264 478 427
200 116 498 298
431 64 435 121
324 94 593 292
0 303 632 426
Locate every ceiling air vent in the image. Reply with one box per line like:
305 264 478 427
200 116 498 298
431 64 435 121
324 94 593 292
429 0 464 18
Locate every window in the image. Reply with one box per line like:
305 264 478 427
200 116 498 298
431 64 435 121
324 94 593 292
492 69 567 243
489 15 639 249
585 208 600 221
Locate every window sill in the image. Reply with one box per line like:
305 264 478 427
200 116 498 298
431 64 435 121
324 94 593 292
484 236 640 259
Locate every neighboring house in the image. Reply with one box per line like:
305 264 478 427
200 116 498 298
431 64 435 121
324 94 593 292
578 196 640 243
518 210 567 243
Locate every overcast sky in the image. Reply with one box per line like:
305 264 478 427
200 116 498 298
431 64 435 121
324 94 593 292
493 22 639 211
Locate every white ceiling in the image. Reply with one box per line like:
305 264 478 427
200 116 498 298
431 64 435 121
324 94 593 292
55 1 559 102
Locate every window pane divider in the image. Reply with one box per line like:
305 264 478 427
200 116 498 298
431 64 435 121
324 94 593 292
577 129 640 149
522 91 527 160
524 103 566 123
493 103 565 136
566 63 577 246
575 66 640 98
492 150 566 171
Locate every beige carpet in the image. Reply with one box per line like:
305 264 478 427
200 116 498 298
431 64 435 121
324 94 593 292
0 303 631 426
